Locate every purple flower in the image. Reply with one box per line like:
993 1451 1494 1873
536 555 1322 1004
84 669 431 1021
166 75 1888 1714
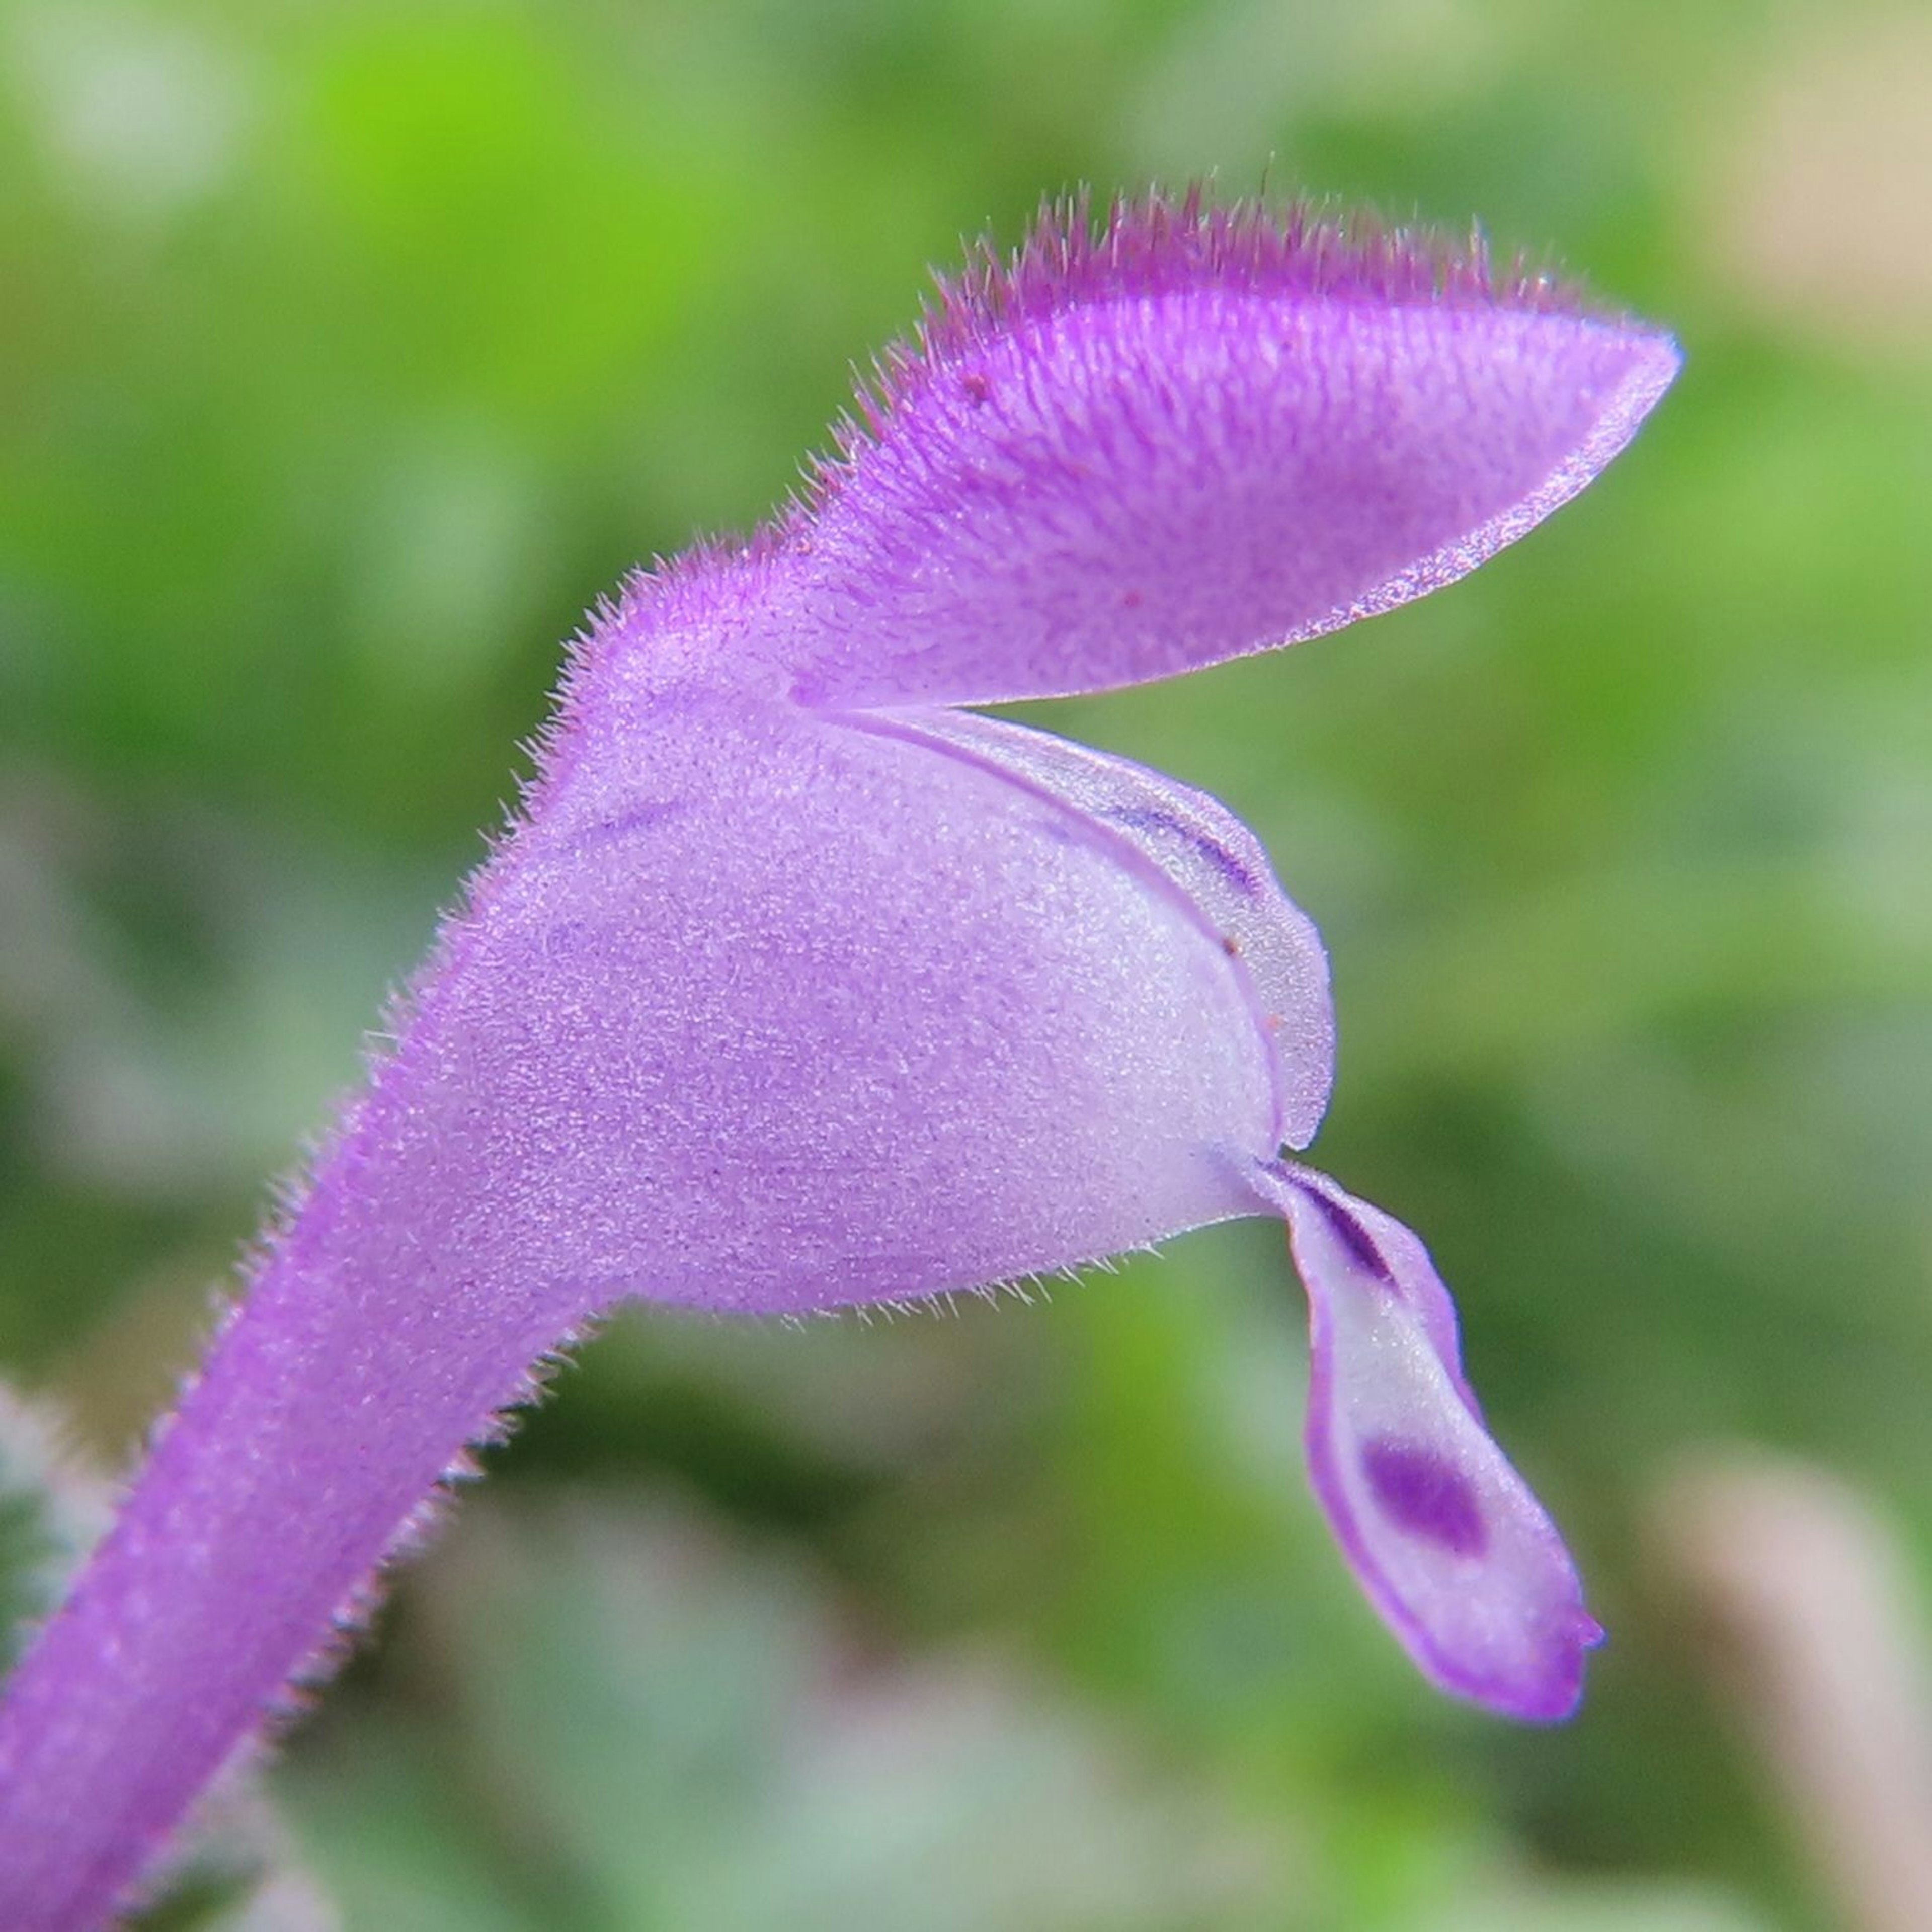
0 192 1678 1927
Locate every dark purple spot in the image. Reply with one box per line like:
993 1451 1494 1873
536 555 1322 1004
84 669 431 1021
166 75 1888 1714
960 372 992 406
1103 805 1258 897
1361 1439 1487 1557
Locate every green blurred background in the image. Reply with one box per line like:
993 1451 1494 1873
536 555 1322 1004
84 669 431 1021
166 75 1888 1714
3 1 1929 1926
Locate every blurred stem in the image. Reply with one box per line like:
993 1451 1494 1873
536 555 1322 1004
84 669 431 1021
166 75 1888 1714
0 1019 592 1928
1658 1456 1932 1932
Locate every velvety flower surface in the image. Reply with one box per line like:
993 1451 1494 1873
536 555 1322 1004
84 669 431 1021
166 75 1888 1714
0 193 1678 1930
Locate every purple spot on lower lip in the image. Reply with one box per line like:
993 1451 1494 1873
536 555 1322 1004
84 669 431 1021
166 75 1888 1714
1361 1438 1488 1557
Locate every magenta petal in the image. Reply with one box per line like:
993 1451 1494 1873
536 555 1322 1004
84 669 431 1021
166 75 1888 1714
1252 1160 1601 1720
767 195 1681 709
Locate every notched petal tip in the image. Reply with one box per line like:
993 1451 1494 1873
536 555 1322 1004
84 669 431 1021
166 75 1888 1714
1252 1161 1600 1722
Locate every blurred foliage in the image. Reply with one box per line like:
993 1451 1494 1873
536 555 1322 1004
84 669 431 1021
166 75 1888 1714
0 1390 109 1677
2 0 1929 1926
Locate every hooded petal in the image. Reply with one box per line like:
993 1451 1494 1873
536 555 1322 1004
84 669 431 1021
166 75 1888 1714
1251 1160 1601 1720
734 193 1680 710
848 706 1334 1146
360 696 1326 1316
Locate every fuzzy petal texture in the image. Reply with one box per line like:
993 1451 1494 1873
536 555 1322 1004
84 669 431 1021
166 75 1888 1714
1253 1160 1602 1720
748 197 1680 709
417 691 1333 1314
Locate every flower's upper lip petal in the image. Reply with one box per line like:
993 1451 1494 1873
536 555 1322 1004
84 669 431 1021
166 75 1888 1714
693 192 1683 711
834 706 1335 1150
582 195 1678 720
775 297 1678 712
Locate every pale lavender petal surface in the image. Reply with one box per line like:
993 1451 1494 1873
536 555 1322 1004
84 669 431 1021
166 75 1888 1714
412 696 1311 1313
1252 1160 1602 1721
857 706 1334 1147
